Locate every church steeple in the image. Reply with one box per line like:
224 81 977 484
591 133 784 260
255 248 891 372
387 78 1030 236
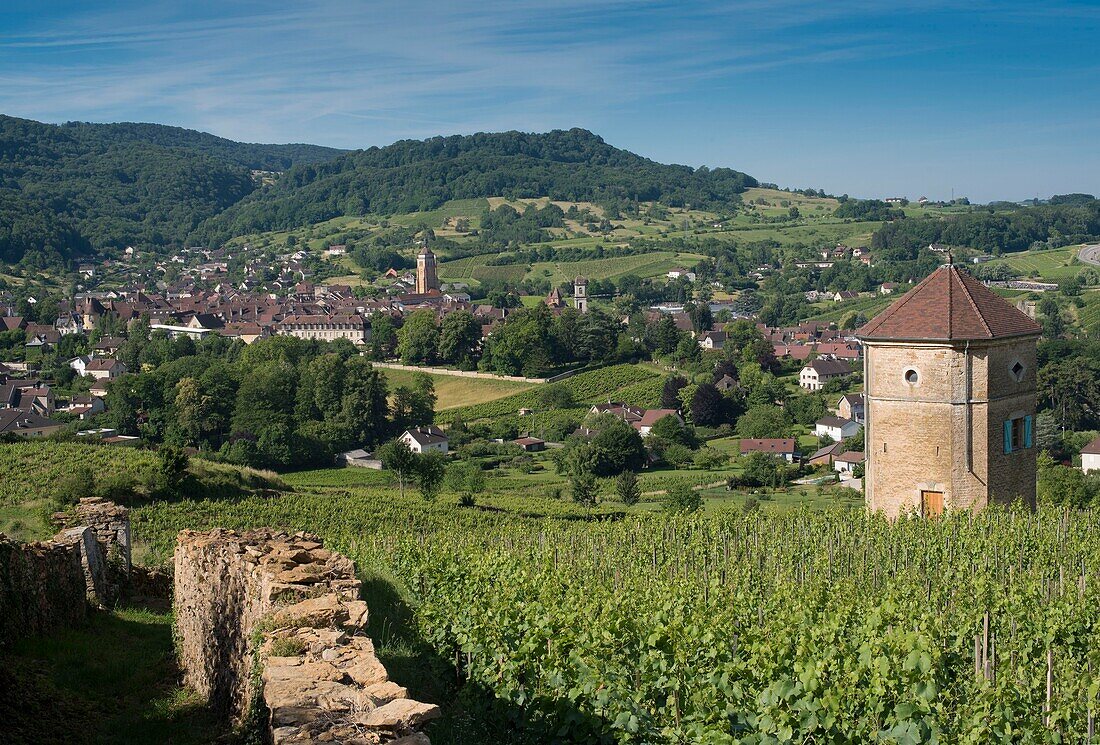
415 242 439 295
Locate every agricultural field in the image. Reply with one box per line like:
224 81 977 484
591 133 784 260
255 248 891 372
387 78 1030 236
740 187 840 217
378 367 535 410
982 246 1085 282
118 483 1100 743
1071 288 1100 336
805 293 894 324
435 363 659 424
525 250 707 286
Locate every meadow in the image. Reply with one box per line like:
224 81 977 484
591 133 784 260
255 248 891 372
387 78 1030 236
378 367 535 410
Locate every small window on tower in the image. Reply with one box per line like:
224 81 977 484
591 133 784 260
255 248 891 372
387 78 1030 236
1011 361 1025 382
904 369 919 384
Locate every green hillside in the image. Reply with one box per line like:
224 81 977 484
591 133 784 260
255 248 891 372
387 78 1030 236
0 115 346 266
194 128 757 244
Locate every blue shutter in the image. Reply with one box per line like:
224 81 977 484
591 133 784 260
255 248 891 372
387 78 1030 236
1024 415 1033 449
1003 420 1013 454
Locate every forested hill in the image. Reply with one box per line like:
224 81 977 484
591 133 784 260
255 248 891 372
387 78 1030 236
192 128 758 244
56 121 347 171
0 115 347 267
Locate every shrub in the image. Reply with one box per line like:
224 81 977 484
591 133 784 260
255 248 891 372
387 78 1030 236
663 485 702 513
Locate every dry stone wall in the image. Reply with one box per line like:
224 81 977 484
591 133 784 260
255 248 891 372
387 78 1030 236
175 528 439 744
0 498 133 644
0 533 86 642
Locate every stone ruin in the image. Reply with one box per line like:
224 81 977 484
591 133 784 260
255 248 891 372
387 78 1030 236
0 497 132 643
175 528 439 744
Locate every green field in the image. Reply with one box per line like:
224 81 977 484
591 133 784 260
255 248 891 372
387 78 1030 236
983 246 1084 281
1072 288 1100 335
379 368 536 410
525 250 706 285
805 293 894 323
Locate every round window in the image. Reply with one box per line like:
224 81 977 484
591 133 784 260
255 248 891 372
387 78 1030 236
904 369 919 384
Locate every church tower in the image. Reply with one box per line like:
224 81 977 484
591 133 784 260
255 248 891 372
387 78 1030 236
416 244 439 295
573 276 588 314
856 264 1042 518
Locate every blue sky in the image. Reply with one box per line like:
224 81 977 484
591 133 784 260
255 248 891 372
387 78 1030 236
1 1 1097 203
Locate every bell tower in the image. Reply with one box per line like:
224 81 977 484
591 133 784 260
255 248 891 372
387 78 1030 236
573 275 588 314
416 243 439 295
857 264 1042 518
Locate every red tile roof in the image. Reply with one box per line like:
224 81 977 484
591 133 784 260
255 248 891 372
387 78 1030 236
739 438 797 455
857 265 1042 342
1082 436 1100 456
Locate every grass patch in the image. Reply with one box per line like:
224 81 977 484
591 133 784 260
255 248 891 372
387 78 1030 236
0 606 223 745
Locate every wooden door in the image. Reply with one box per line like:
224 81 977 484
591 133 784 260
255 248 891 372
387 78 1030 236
921 490 944 518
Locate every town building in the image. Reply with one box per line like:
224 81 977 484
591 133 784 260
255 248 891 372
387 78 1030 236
276 314 369 345
857 264 1042 518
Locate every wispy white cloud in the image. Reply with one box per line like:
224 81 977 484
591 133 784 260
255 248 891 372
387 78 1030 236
0 0 934 145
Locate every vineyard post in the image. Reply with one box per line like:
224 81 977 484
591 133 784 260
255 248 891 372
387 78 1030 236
1045 646 1053 728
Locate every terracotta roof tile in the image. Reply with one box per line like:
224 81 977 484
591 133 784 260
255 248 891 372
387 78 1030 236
857 265 1041 341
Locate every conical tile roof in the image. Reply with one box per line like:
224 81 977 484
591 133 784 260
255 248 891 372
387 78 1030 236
857 265 1042 341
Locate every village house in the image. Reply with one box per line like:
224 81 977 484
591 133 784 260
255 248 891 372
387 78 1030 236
335 449 383 469
513 436 546 452
697 331 726 350
635 409 682 437
399 425 449 454
666 267 697 282
0 409 65 438
739 438 799 463
715 374 739 392
1082 437 1100 474
837 393 865 423
814 415 862 442
590 401 645 425
84 358 128 381
833 451 864 474
807 441 846 467
799 359 853 391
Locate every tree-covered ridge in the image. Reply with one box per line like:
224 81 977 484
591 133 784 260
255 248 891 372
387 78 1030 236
57 120 347 171
194 128 758 243
0 114 346 266
871 200 1100 259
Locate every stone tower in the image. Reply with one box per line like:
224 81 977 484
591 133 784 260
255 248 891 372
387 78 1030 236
573 275 588 314
415 244 439 295
856 264 1042 518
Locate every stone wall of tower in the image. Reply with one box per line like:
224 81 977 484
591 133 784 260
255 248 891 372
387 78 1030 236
415 251 438 294
864 336 1037 518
